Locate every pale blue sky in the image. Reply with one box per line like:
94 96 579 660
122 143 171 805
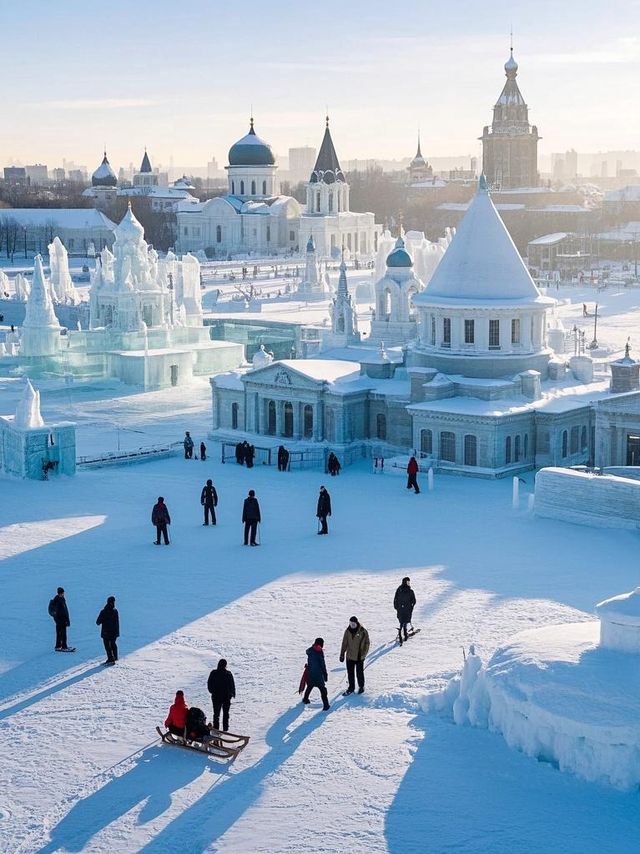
1 0 639 169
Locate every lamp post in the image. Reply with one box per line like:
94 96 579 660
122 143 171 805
587 303 599 350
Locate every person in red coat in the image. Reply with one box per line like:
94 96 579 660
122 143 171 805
406 456 420 494
164 690 189 736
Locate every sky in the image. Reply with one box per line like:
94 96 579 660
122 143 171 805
1 0 639 171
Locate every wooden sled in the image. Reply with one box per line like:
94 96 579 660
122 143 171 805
156 726 249 760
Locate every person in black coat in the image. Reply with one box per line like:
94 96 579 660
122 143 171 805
200 479 218 526
277 445 289 472
316 486 331 535
200 441 207 461
207 658 236 731
235 442 244 465
327 452 341 476
302 637 330 710
242 489 261 546
152 496 171 544
96 596 120 665
48 586 71 651
393 577 416 643
245 444 255 469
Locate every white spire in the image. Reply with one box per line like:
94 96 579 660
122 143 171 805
21 255 62 357
14 379 45 429
48 237 80 305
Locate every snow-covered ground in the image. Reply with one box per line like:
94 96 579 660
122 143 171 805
1 436 639 851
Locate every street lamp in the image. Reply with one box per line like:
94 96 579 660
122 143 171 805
587 303 599 350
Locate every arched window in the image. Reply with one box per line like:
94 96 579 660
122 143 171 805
524 433 528 458
464 434 477 466
376 413 387 440
267 400 276 435
421 429 432 455
561 430 568 458
216 225 222 243
514 435 521 462
231 402 239 430
231 181 235 194
303 404 314 439
581 425 587 451
266 225 271 243
337 193 341 212
251 180 256 195
316 192 321 212
240 180 245 195
262 180 267 195
328 192 333 212
570 425 579 454
383 288 392 319
505 436 512 464
408 289 417 319
336 315 345 333
440 431 455 462
284 402 293 438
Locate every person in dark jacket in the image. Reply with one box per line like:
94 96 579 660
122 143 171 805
200 479 218 526
242 490 261 545
152 496 171 544
394 577 416 643
96 596 120 665
183 431 194 459
316 485 331 535
302 638 330 710
277 445 289 472
200 441 207 461
235 441 245 465
406 456 420 493
327 452 341 476
207 658 236 731
245 444 255 469
164 690 189 736
48 586 71 651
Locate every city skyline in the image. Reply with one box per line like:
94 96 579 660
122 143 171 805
1 0 639 169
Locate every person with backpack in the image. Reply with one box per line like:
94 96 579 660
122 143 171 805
340 616 370 696
164 690 189 736
406 456 420 493
183 431 194 460
394 577 416 644
200 479 218 526
235 441 245 465
277 445 289 472
207 658 236 732
96 595 120 665
242 489 261 546
152 496 171 545
316 485 331 535
301 637 330 710
185 705 210 742
48 586 72 651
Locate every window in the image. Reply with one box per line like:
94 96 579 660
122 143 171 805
440 431 455 462
524 433 529 458
325 407 334 442
216 225 222 243
376 413 387 440
316 192 321 212
262 180 267 195
289 230 295 242
464 319 475 345
570 425 579 454
464 434 477 466
505 436 512 464
489 319 500 349
514 435 521 462
267 400 276 435
231 402 239 430
442 317 451 348
383 289 391 319
240 180 245 195
354 233 359 252
430 315 436 346
231 181 235 194
328 192 333 212
581 425 588 451
284 402 294 438
421 429 432 454
183 227 188 236
251 180 256 195
193 227 200 237
347 233 352 250
266 225 271 243
561 430 568 458
511 318 520 345
337 193 341 212
303 404 313 438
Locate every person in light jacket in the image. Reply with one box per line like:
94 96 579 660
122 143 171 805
340 616 370 696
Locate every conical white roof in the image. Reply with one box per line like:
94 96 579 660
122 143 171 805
23 255 60 329
415 178 544 304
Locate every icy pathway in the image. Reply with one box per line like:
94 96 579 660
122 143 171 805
0 457 638 852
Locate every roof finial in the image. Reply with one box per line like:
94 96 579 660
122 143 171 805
325 106 329 129
250 109 254 133
127 200 132 211
626 337 631 359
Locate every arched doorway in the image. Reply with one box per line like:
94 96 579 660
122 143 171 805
303 404 313 438
231 402 239 430
267 400 276 435
464 434 477 466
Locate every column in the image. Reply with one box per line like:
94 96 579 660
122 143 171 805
256 394 263 434
313 402 321 441
275 400 283 436
293 403 302 439
450 314 461 350
521 313 532 351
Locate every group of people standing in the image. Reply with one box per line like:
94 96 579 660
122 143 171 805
234 441 256 468
183 432 207 461
48 588 120 665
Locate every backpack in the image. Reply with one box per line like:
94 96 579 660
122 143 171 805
186 707 206 731
48 598 56 618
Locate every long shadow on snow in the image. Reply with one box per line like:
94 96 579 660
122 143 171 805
37 744 208 853
138 702 330 853
0 664 103 721
385 716 640 854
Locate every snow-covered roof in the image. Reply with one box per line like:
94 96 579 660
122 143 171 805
0 209 116 229
276 359 359 384
528 232 568 246
604 185 640 202
118 186 199 203
415 180 543 303
596 588 640 625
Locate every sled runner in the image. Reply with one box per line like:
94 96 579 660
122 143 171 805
156 726 249 760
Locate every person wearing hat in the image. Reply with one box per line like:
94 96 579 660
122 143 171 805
339 617 370 696
242 489 261 546
316 485 331 535
302 637 330 710
96 595 120 666
394 577 416 644
152 496 171 545
165 690 189 736
48 587 71 651
200 479 218 526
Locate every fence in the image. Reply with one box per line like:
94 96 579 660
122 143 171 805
77 443 181 469
221 442 273 466
287 448 326 471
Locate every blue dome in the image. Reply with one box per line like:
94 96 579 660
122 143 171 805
228 120 275 167
386 237 413 268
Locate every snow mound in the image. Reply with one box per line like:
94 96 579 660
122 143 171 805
424 624 640 790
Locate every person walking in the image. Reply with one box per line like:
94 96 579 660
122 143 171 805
316 485 331 535
152 496 171 545
48 586 72 651
394 577 416 644
301 637 330 710
200 479 218 526
200 441 207 461
207 658 236 732
96 595 120 666
246 444 255 469
340 616 370 696
183 431 194 459
235 441 245 465
327 452 341 476
406 456 420 494
277 445 289 472
242 489 261 546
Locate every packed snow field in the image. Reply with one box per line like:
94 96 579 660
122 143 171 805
1 443 640 852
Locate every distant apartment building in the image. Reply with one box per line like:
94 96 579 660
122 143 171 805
3 166 27 186
25 164 49 185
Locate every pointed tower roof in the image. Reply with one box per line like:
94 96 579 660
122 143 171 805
415 177 545 304
494 48 527 113
14 379 45 429
310 117 345 184
140 149 152 173
24 255 61 328
228 118 276 166
411 133 426 167
92 151 118 187
337 251 348 294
